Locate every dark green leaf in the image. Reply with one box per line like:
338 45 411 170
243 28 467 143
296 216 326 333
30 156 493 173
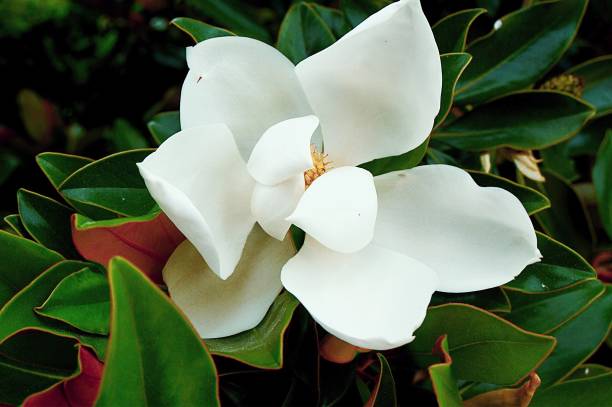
277 2 337 65
206 291 300 369
455 0 588 104
0 231 63 306
0 150 20 185
17 189 78 258
308 3 351 38
432 9 486 54
0 260 107 358
468 170 550 215
567 55 612 117
541 142 579 182
95 258 219 406
435 91 594 150
430 288 509 312
170 17 235 43
359 138 428 176
435 53 472 127
37 268 110 335
341 0 391 27
407 304 555 385
428 336 462 407
505 232 595 293
531 372 612 406
147 111 181 145
59 149 156 218
593 131 612 239
366 353 397 407
103 118 148 151
566 114 612 157
4 214 28 237
564 364 611 381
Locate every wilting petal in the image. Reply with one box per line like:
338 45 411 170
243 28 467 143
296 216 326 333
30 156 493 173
281 237 438 350
251 175 305 240
287 167 377 253
373 165 541 293
138 124 254 280
182 37 313 159
163 225 295 338
295 0 441 166
247 115 318 185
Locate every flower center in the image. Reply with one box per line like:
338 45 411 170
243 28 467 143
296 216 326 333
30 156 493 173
304 145 331 188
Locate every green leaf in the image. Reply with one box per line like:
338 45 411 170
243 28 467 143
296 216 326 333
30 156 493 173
147 111 180 145
59 149 156 218
17 89 56 145
307 3 351 38
430 288 509 313
0 231 63 306
435 91 594 150
536 285 612 387
365 353 397 407
95 258 219 406
432 9 486 54
531 372 612 406
567 55 612 117
17 189 78 258
103 118 148 151
37 268 110 335
341 0 391 27
170 17 235 43
407 304 556 386
277 2 337 65
359 138 428 176
541 142 579 182
435 53 473 127
566 114 612 157
505 232 595 293
593 131 612 239
502 279 605 333
455 0 588 105
0 150 20 185
428 335 463 407
564 364 611 381
529 170 595 259
4 214 28 237
0 260 107 359
206 291 300 369
468 170 550 215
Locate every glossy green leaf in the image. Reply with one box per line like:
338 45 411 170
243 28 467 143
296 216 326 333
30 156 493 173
36 152 115 220
59 149 156 218
365 353 396 407
95 258 219 406
566 114 612 157
277 2 337 65
430 288 509 312
435 53 472 127
359 138 428 176
531 372 612 406
307 3 351 38
170 17 235 43
593 131 612 239
0 260 107 358
407 304 556 385
341 0 391 27
147 111 180 145
564 364 611 381
428 336 462 407
505 232 595 293
37 268 110 335
567 55 612 117
435 91 594 150
541 142 579 182
468 170 550 215
455 0 588 104
530 170 595 259
502 279 605 333
17 189 78 258
4 214 28 237
432 9 486 54
0 231 63 306
206 291 300 369
537 285 612 387
103 118 148 151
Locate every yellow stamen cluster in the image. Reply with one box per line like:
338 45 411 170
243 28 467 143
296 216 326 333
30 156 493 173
540 74 584 97
304 145 331 188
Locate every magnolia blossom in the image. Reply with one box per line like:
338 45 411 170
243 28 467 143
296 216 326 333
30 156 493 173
138 0 540 350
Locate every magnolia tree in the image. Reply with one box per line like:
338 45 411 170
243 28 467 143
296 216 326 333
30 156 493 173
1 0 611 406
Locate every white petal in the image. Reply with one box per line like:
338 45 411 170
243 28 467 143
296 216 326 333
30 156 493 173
164 225 295 338
287 167 377 253
281 237 438 350
295 0 441 166
247 115 318 185
181 37 313 159
138 124 255 280
373 165 541 293
251 175 305 240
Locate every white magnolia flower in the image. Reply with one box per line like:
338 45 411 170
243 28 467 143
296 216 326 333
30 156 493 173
138 0 541 349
